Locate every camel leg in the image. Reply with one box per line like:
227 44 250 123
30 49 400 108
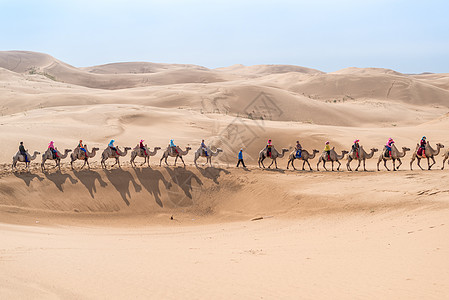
267 159 274 168
392 159 397 171
209 157 212 167
416 157 424 170
410 156 415 170
396 158 402 170
355 159 361 172
174 156 179 166
306 160 312 171
322 160 328 171
86 160 90 170
81 160 87 170
429 156 435 170
259 157 266 169
286 159 291 170
179 156 186 167
427 156 436 170
442 156 448 170
363 159 367 172
347 157 352 171
383 159 390 171
274 159 278 169
117 158 121 169
336 160 341 171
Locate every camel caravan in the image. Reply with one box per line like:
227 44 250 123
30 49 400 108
11 136 449 173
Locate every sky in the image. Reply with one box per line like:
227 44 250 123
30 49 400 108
1 0 448 73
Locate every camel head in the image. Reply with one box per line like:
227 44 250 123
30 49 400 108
216 148 223 153
342 150 349 155
281 148 289 153
436 143 445 149
371 148 379 152
402 147 411 152
124 147 132 151
312 149 319 154
154 147 161 150
186 147 192 150
92 147 100 151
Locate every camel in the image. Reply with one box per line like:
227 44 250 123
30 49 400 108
286 149 319 170
41 148 72 172
377 144 410 171
159 146 192 167
194 146 223 167
258 146 289 169
130 144 161 167
100 146 131 169
410 142 444 170
346 146 378 171
316 147 348 171
12 151 40 171
70 146 100 170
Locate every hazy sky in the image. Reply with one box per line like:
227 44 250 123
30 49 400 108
1 0 448 73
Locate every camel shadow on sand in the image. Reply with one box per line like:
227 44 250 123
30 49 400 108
72 169 108 198
164 167 203 206
103 168 142 206
196 166 230 184
43 170 78 192
13 171 44 187
133 167 171 208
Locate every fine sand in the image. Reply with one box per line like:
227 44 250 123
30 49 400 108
1 51 449 299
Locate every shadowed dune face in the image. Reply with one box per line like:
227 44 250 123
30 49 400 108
2 166 449 224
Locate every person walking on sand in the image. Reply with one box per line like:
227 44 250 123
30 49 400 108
237 149 246 168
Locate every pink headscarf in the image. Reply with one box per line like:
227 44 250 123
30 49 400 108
140 139 144 143
48 141 54 148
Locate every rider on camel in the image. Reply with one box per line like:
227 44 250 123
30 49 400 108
48 141 59 159
140 139 147 156
324 141 331 161
352 139 360 159
201 139 208 157
295 141 302 158
170 139 179 154
385 138 394 157
19 142 29 162
418 136 427 157
78 140 87 159
109 140 119 155
265 139 273 158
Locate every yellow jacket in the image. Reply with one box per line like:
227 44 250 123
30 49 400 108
324 144 331 151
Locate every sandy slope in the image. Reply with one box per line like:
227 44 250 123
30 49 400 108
1 51 449 298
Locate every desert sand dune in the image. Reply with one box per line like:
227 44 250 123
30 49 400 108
1 50 449 298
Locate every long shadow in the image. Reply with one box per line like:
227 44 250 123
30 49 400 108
43 171 78 192
72 169 108 198
164 167 203 205
196 166 230 184
13 171 44 187
103 168 142 206
133 167 172 208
